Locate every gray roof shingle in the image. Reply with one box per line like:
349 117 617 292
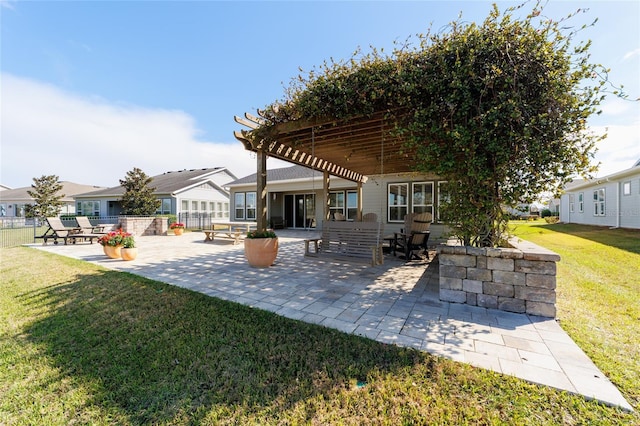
0 181 106 202
74 167 233 198
229 165 320 186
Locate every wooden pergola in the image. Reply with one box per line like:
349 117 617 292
234 110 418 231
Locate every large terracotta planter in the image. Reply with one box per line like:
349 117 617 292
173 228 184 236
244 237 278 268
103 245 122 259
121 247 138 261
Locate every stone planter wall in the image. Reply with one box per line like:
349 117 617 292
437 238 560 317
119 217 168 237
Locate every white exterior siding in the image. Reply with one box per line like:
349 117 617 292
560 166 640 229
229 170 449 239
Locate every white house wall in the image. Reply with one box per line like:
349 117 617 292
561 170 640 229
229 172 449 239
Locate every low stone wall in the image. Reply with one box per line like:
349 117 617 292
437 238 559 317
119 217 168 237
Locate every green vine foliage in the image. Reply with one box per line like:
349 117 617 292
256 2 607 247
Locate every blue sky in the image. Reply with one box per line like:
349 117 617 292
2 1 639 188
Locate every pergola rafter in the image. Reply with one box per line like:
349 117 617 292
233 109 417 231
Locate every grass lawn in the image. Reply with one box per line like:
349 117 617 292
510 222 640 413
1 224 638 424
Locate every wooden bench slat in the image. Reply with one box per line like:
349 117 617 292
305 220 384 266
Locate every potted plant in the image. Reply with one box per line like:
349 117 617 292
120 234 138 261
170 222 185 236
98 229 130 259
244 229 278 267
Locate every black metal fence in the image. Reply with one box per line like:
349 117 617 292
177 213 224 230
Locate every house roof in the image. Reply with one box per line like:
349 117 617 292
75 167 236 198
565 159 640 192
228 165 323 186
0 181 105 203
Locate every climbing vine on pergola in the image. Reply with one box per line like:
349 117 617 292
248 2 607 246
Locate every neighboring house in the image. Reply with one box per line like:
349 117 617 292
226 165 448 238
560 159 640 229
547 198 561 215
74 167 236 219
0 181 105 218
0 184 11 191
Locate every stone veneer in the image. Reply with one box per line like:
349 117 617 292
119 217 168 237
437 238 560 317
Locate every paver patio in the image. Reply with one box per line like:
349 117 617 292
31 230 632 411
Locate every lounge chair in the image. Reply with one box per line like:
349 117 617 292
76 216 108 234
36 217 101 245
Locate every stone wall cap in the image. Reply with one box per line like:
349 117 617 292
509 237 561 261
437 244 467 254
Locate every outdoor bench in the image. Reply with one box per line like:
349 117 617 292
305 220 384 266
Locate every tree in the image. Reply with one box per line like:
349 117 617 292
255 2 610 246
119 167 161 215
26 175 64 219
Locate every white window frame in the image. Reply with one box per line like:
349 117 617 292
235 192 256 220
623 181 631 196
388 183 409 223
346 190 358 220
246 192 257 220
412 182 434 218
329 191 346 220
578 192 584 213
593 188 605 216
76 201 100 217
569 194 575 213
235 193 246 220
156 198 172 215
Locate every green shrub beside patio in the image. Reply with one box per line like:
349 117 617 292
1 236 637 424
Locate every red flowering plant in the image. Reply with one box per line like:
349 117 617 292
98 229 131 247
170 222 185 229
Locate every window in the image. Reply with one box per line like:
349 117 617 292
346 191 358 220
76 201 100 216
201 201 207 212
223 202 229 218
235 193 245 220
412 182 434 217
388 183 408 222
181 200 189 212
209 202 215 214
569 194 575 213
156 198 171 215
329 191 345 219
217 202 224 218
191 201 198 212
578 193 584 213
593 189 605 216
246 192 256 220
234 192 256 220
623 181 631 196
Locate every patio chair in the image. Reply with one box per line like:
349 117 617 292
333 212 346 221
395 212 432 261
76 216 108 234
270 216 287 229
37 217 101 245
362 212 377 222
